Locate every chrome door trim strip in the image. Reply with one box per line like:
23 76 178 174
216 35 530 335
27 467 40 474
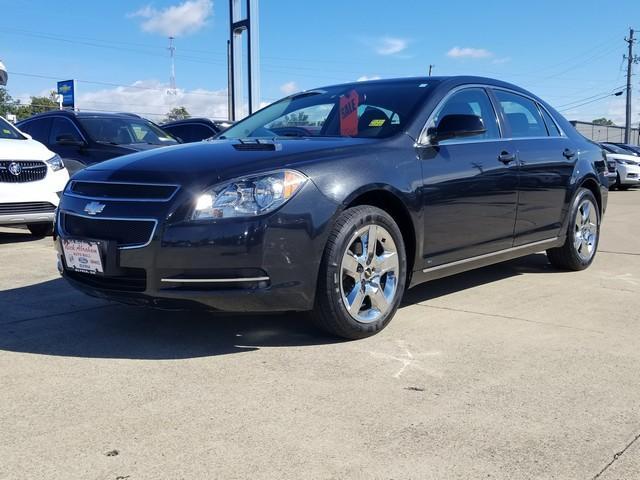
422 237 559 273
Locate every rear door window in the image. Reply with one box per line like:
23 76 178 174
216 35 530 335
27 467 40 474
18 118 52 144
49 117 83 144
494 90 547 138
539 106 561 137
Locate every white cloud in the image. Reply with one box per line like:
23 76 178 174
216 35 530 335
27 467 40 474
75 80 228 121
279 81 299 95
492 57 511 65
447 47 493 59
356 75 381 82
129 0 213 37
374 37 408 56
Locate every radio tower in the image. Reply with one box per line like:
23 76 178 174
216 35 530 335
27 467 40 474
168 36 177 95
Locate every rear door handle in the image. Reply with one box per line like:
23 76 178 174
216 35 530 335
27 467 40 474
498 151 516 164
563 148 576 159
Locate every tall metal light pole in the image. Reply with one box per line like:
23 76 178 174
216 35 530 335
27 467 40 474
168 36 177 95
229 0 261 120
623 28 638 143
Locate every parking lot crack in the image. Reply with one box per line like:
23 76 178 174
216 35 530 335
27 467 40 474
415 304 605 334
599 250 640 257
592 430 640 480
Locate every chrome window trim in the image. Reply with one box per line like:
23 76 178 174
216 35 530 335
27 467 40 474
65 180 180 202
422 237 560 273
58 210 158 250
417 84 503 145
160 277 270 283
417 84 568 146
490 86 568 138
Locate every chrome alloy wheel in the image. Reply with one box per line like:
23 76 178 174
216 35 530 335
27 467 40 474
574 198 598 262
340 224 399 323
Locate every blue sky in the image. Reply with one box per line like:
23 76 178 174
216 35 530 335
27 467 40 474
1 0 638 124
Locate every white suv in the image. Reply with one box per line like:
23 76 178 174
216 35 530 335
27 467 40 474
601 143 640 190
0 116 69 236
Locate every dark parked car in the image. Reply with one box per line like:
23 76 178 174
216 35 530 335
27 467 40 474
54 76 608 339
161 118 233 143
17 111 179 174
610 143 640 156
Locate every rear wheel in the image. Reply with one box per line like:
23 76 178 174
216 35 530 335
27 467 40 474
546 188 599 271
27 223 53 237
312 206 407 339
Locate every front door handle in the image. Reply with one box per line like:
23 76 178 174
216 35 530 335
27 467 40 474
563 148 576 159
498 151 516 164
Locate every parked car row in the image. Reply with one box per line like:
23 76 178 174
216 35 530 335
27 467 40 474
600 142 640 190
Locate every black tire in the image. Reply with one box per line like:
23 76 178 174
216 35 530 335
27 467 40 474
546 188 600 271
614 173 622 190
312 205 407 339
618 184 631 191
27 223 53 237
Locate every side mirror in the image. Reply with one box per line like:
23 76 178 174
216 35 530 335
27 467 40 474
428 114 487 144
56 134 85 147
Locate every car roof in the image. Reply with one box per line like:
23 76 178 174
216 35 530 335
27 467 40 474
18 110 143 122
312 75 536 97
162 117 217 127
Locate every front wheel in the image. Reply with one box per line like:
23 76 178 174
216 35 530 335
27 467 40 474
546 188 600 271
312 206 407 339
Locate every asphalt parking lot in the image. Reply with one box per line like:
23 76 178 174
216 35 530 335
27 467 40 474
1 190 639 480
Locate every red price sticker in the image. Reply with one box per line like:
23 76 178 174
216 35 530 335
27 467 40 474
339 90 359 136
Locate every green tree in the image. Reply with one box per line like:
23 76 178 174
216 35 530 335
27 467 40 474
164 106 190 122
0 87 17 117
592 117 615 126
1 89 60 120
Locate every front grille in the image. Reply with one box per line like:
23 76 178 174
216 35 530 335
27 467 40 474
65 268 147 292
61 213 155 247
0 202 56 215
68 181 178 201
607 160 617 173
0 161 47 183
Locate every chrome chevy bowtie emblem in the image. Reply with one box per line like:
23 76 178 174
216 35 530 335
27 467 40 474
84 201 106 215
8 162 22 176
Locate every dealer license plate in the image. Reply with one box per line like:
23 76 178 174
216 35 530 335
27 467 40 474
62 239 104 274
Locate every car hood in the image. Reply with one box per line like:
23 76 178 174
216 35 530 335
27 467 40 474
0 138 55 161
76 137 376 187
606 153 639 163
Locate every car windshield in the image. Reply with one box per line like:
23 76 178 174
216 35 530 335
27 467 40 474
602 143 633 155
0 116 24 140
616 144 640 156
220 80 434 140
78 117 179 146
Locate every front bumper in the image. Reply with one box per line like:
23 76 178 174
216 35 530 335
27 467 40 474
55 180 338 312
0 211 55 225
617 164 640 185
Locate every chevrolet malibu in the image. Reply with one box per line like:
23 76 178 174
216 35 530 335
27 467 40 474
54 76 608 339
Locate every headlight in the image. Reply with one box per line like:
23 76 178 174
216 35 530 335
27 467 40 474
45 154 65 171
192 169 307 220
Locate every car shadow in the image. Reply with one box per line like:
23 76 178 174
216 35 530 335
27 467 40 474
0 229 45 245
0 278 343 360
402 253 556 305
0 254 557 361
